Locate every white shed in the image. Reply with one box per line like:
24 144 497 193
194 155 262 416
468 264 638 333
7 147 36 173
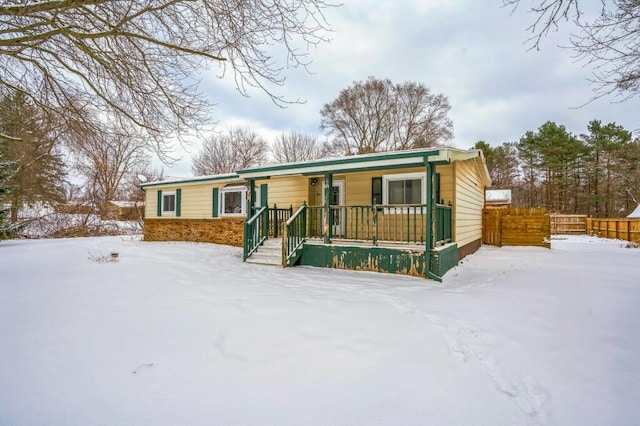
627 204 640 218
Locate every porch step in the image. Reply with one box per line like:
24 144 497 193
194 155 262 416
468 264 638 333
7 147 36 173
245 239 283 267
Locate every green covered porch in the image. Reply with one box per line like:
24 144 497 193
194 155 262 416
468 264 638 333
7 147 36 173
238 148 461 281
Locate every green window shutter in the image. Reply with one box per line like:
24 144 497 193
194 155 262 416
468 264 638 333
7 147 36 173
212 188 219 218
260 184 268 208
175 188 181 217
435 173 441 204
157 190 162 217
371 177 382 204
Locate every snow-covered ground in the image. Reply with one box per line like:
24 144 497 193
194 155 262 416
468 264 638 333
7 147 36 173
0 235 638 425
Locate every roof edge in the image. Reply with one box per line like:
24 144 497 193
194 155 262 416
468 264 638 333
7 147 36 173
140 173 241 189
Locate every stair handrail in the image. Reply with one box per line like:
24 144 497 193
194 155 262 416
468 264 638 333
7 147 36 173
282 203 307 267
243 206 268 261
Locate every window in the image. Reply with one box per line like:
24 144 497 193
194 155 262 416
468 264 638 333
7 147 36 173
371 177 382 204
382 172 425 205
162 191 176 215
219 186 247 216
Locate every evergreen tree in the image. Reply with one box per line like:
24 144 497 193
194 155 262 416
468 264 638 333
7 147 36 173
0 145 17 239
619 139 640 214
482 120 635 215
582 120 632 216
516 130 544 208
0 92 67 221
474 141 518 189
515 122 585 212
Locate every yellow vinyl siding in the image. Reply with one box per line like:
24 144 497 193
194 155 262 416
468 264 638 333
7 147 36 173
437 164 454 205
180 185 214 218
258 176 308 209
343 167 426 205
269 166 451 209
342 167 451 243
454 160 485 247
146 189 158 218
144 180 245 219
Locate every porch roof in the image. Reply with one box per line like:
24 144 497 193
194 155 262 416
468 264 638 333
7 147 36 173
236 147 442 179
237 147 489 182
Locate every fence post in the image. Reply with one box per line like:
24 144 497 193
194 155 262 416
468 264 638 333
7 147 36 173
497 209 502 247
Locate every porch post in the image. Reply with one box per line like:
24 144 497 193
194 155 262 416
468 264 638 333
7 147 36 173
248 179 255 219
424 159 442 281
323 171 333 244
425 162 433 251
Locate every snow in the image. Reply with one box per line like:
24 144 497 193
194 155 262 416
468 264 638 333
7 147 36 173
108 200 142 208
485 189 512 203
627 204 640 218
1 235 639 425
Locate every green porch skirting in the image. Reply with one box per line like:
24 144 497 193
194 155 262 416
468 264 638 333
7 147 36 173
299 242 458 279
430 243 459 277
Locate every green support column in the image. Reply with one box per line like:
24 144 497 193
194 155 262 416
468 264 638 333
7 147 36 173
425 162 433 252
323 172 333 244
248 179 256 219
424 159 442 282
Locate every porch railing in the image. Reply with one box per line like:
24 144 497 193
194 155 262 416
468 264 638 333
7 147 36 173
435 204 452 245
306 203 453 246
283 204 307 267
243 206 268 261
250 205 293 238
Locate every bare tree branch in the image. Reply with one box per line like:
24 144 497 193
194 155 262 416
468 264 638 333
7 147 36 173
0 0 333 158
505 0 640 101
192 126 268 175
272 131 329 163
321 77 453 155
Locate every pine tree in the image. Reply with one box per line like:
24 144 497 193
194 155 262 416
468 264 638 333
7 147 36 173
0 92 67 222
582 120 632 216
0 145 17 240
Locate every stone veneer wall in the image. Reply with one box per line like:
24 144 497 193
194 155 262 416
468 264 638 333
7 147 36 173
143 218 244 247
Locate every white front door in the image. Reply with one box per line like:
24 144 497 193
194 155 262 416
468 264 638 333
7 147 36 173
330 180 345 237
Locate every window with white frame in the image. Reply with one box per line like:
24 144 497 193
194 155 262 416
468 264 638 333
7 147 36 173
382 172 425 205
219 186 247 215
162 191 176 215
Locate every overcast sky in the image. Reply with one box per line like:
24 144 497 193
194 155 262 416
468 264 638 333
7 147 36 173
161 0 638 177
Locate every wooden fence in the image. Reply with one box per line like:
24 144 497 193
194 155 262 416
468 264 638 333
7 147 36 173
482 207 550 248
550 214 587 234
587 218 640 242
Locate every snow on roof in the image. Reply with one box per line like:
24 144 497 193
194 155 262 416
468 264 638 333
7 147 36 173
139 173 241 189
628 204 640 218
109 201 142 208
485 189 511 203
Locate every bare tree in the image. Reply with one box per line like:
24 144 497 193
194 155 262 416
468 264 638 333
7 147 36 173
192 126 268 175
0 0 332 156
272 132 329 163
504 0 640 100
123 165 164 201
392 82 453 150
321 77 454 155
321 77 396 155
122 164 164 225
70 124 149 216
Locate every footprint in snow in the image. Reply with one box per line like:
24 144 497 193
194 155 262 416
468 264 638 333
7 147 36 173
131 362 154 375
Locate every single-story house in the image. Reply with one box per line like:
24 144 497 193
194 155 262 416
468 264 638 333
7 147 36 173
141 147 491 281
